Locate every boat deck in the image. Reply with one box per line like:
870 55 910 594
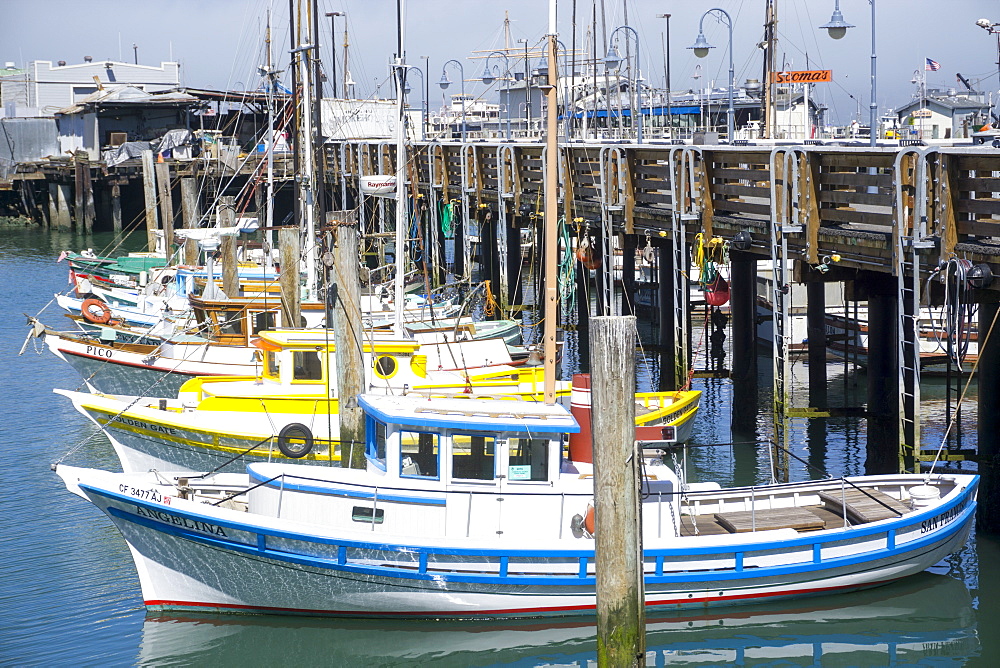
679 489 910 537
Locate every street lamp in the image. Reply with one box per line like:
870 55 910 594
401 64 426 139
482 51 512 140
689 8 735 141
325 11 344 98
821 1 878 147
604 25 642 143
977 18 1000 89
438 59 466 142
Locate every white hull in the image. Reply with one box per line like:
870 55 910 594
57 463 977 619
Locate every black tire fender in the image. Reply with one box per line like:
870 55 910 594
276 423 314 459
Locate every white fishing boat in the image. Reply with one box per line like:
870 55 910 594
55 392 977 618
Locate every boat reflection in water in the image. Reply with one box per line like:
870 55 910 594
138 573 976 666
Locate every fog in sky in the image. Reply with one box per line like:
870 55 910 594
5 0 999 125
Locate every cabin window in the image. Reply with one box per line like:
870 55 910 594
399 430 439 479
292 350 323 381
264 351 278 377
507 437 549 482
252 311 277 335
374 355 398 379
351 507 384 524
451 434 495 481
365 416 387 471
217 310 244 336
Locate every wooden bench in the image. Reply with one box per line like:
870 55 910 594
715 507 826 533
819 488 910 524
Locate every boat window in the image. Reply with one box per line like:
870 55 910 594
292 350 323 381
507 437 549 482
365 416 387 471
252 311 277 334
400 431 439 479
264 351 278 377
217 310 244 336
451 434 495 481
351 507 384 524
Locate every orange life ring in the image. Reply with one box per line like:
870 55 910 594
81 298 112 324
584 504 596 536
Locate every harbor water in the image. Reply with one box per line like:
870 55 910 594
3 225 998 666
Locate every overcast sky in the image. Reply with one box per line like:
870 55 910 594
5 0 999 125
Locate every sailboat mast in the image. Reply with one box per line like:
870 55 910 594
298 4 317 302
543 0 559 404
265 10 276 271
392 0 408 336
762 0 777 139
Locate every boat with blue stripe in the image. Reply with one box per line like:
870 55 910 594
55 393 977 618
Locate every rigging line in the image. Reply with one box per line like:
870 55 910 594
927 299 1000 477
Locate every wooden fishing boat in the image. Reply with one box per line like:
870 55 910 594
54 393 976 618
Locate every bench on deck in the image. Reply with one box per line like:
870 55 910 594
714 506 826 533
819 488 909 524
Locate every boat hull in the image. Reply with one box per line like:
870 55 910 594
59 467 978 619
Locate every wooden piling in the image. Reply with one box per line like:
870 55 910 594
180 177 201 265
730 251 757 433
621 234 636 316
656 241 676 391
141 150 159 252
218 197 238 298
278 227 301 327
74 158 95 232
155 162 175 254
590 314 645 667
866 287 899 474
111 184 122 233
806 281 828 410
978 300 1000 532
329 210 366 469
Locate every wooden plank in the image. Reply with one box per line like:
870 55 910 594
818 189 893 206
712 183 771 198
821 172 894 188
714 506 826 533
956 220 1000 237
820 207 894 227
955 199 1000 215
712 199 772 216
819 488 909 524
709 167 771 181
955 177 1000 191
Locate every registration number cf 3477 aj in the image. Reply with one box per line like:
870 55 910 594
119 484 170 505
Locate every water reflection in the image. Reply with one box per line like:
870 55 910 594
137 574 975 667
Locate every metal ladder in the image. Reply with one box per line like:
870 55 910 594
668 147 699 389
894 147 932 471
599 146 627 316
768 147 803 482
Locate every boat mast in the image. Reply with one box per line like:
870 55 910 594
392 0 408 336
265 10 276 271
295 1 318 302
543 0 559 403
762 0 777 139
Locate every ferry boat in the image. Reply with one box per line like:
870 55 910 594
54 393 977 618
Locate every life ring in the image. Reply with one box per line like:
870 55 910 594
81 298 112 324
276 423 314 459
584 503 596 536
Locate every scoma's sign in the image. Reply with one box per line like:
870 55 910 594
771 70 833 84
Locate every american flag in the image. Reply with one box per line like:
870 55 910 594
925 58 941 71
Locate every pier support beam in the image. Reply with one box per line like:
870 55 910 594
51 183 72 229
155 162 174 254
621 234 636 316
866 286 900 474
806 281 828 409
656 240 676 391
141 150 159 253
180 177 201 265
279 227 301 327
978 300 1000 532
219 197 238 298
111 184 122 233
730 251 758 435
591 315 645 665
74 159 95 232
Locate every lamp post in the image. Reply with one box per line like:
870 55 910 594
482 51 512 140
402 64 426 139
438 59 466 142
910 69 926 140
821 0 878 147
517 39 532 135
689 8 735 141
976 18 1000 90
604 25 643 143
325 11 344 98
